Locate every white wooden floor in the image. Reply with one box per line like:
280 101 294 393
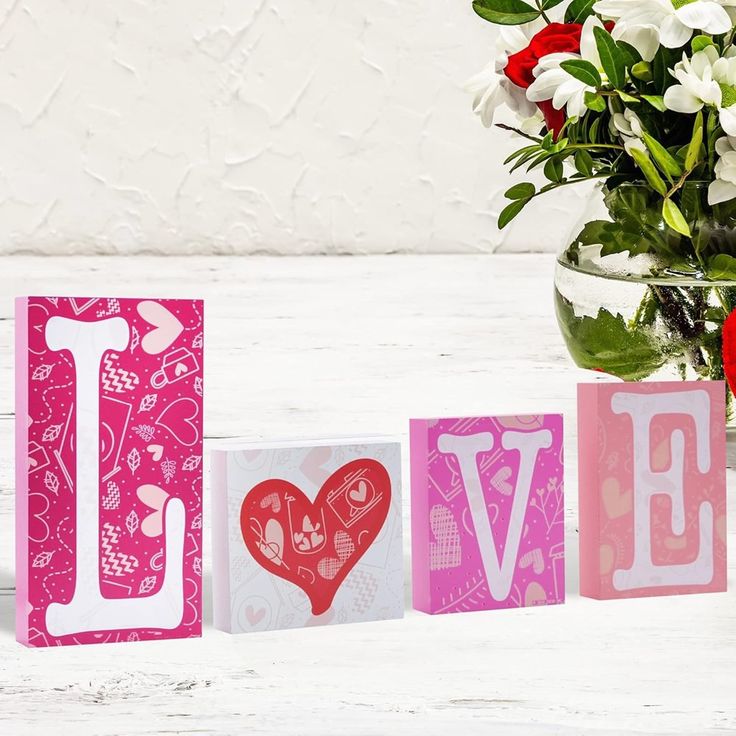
0 255 734 735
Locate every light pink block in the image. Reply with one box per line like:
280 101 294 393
411 415 565 614
578 381 727 600
16 297 204 646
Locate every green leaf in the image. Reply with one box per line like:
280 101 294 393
505 182 536 200
663 198 691 237
652 47 677 92
560 59 602 88
584 90 606 112
617 91 639 104
564 0 596 22
631 62 653 82
544 157 564 182
630 148 667 196
685 116 704 170
617 41 641 69
594 26 626 89
642 131 683 178
708 253 736 280
503 144 539 165
541 0 567 7
692 34 714 54
574 149 594 176
555 294 667 381
472 0 540 25
498 197 530 228
641 94 666 111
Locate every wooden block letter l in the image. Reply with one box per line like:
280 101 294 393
438 428 552 601
44 316 186 637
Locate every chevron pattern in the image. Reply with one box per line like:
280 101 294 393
101 523 139 577
101 354 140 393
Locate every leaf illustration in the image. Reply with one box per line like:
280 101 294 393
138 575 157 594
191 513 202 530
192 331 203 349
42 424 62 443
194 377 203 397
32 364 53 381
32 550 54 568
130 326 140 353
193 557 202 576
132 424 156 442
139 394 158 412
125 510 139 536
182 455 202 472
127 448 141 473
44 471 60 496
161 459 176 483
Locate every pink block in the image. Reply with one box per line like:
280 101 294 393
578 381 727 600
411 415 565 614
15 297 204 646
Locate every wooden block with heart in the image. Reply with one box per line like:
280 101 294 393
15 296 204 647
410 414 565 614
578 381 727 600
211 439 403 633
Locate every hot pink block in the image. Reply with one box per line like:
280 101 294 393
578 381 727 600
411 415 565 614
16 297 204 646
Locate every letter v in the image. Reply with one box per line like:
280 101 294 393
438 429 552 601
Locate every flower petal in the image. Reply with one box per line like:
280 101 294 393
659 15 693 48
663 85 706 113
708 179 736 205
676 2 731 35
613 24 660 62
720 105 736 136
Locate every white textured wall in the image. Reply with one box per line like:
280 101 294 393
0 0 589 254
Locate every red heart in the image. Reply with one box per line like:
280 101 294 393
240 459 391 615
723 309 736 395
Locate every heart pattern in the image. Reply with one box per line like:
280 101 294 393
601 477 632 519
137 300 184 355
490 466 513 496
137 484 170 538
147 444 164 462
156 398 200 447
429 504 461 571
241 459 391 615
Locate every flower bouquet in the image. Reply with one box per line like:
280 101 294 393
468 0 736 418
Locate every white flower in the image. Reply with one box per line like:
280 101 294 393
466 20 545 128
663 46 736 135
527 17 607 119
611 107 647 155
594 0 731 49
709 136 736 204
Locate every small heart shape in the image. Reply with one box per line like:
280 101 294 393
490 466 513 496
175 362 188 376
245 605 266 626
601 477 631 519
294 532 304 544
310 531 324 548
303 515 316 533
136 484 169 538
298 538 311 552
147 444 164 462
137 300 184 355
156 398 200 447
349 479 369 504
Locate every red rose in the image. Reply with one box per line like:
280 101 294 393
504 23 583 136
504 23 583 90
